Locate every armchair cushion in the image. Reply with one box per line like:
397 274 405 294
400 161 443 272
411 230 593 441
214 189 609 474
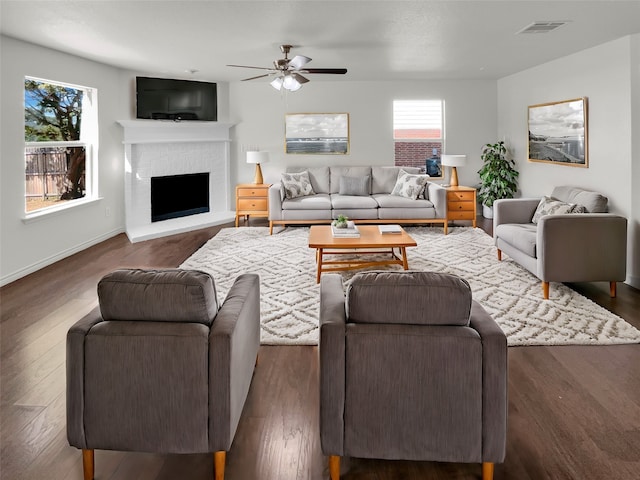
346 271 472 326
494 223 537 257
98 269 218 325
551 186 608 212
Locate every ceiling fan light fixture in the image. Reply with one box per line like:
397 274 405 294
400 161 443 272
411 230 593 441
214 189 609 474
282 74 302 91
270 77 283 90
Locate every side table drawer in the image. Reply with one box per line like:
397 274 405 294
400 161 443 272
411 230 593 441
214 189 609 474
237 187 268 198
449 201 475 211
448 210 475 220
237 198 268 211
447 191 475 202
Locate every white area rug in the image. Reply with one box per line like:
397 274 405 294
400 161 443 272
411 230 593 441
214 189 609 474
180 226 640 346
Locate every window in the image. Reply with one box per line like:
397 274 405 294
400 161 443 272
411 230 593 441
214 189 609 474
393 100 444 178
24 77 97 213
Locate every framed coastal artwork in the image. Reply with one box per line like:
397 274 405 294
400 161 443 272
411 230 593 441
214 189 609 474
528 97 588 167
285 113 349 154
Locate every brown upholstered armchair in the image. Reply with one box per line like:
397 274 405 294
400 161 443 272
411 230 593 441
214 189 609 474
66 269 260 480
319 271 508 480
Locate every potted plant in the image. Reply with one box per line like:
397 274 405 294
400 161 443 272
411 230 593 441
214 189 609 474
332 214 349 228
477 141 519 219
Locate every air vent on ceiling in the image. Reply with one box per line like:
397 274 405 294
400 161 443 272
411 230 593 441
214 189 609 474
517 21 569 34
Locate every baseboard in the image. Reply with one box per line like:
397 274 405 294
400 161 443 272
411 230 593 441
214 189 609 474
0 227 125 287
626 274 640 290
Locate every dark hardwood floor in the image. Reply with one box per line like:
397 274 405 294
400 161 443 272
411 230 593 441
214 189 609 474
1 218 639 480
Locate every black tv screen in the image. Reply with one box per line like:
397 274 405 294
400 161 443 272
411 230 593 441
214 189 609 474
136 77 217 121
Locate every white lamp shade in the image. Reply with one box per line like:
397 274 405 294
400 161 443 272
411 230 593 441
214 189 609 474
246 151 269 164
441 154 467 167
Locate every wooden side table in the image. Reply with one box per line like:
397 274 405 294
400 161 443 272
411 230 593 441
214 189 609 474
235 183 271 227
445 186 477 234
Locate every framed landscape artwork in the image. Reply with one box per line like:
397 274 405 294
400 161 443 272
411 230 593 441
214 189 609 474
285 113 349 154
528 97 588 167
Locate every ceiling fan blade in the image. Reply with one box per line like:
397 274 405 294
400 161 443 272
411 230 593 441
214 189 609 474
291 72 309 84
241 73 273 81
300 68 348 74
227 64 274 71
289 55 311 70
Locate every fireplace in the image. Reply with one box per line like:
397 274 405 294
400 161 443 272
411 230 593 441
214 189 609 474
118 120 235 242
151 172 210 222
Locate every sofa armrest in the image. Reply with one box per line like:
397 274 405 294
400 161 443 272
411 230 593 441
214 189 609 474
208 273 261 451
537 214 627 282
427 183 447 218
493 198 540 230
268 183 283 221
469 301 507 462
66 307 104 449
319 274 346 455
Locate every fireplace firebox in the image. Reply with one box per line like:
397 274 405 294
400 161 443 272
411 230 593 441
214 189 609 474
151 172 210 222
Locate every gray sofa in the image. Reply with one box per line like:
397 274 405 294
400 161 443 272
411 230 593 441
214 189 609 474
66 269 260 480
494 186 627 299
268 166 447 234
319 271 507 480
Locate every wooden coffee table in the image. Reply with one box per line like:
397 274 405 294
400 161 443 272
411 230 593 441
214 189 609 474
308 225 417 283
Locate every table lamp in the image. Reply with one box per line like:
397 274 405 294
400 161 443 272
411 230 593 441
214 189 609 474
246 151 269 184
441 154 467 187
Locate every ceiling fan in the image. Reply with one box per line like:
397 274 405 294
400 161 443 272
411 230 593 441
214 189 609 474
227 45 347 91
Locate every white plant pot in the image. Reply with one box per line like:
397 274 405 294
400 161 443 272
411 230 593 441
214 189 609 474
482 204 494 219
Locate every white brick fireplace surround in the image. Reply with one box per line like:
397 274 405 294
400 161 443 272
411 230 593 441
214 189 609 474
118 120 235 242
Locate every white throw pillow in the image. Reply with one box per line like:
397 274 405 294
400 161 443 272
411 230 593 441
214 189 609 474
390 169 430 200
281 171 316 199
531 196 586 224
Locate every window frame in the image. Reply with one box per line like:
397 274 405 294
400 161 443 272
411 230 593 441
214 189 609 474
393 99 445 178
23 76 99 218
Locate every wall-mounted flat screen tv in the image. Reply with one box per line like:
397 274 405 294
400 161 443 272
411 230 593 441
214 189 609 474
136 77 217 121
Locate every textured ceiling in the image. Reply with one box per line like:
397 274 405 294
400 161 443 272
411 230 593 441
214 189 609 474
1 1 639 83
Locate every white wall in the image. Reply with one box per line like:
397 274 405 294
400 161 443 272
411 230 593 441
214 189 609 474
497 35 639 288
0 36 126 285
229 79 497 194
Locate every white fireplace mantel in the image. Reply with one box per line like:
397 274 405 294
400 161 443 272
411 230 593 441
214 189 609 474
117 120 236 243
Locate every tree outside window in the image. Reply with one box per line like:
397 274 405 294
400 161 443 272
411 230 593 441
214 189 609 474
393 100 444 178
24 77 97 213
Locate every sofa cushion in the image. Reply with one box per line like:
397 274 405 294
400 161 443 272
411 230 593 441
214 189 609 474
330 193 378 209
346 271 472 326
98 269 218 325
373 194 434 209
339 175 370 196
494 223 538 257
551 186 608 213
281 171 316 199
371 166 420 194
286 166 330 194
282 193 332 210
330 167 372 193
391 169 430 200
531 196 586 224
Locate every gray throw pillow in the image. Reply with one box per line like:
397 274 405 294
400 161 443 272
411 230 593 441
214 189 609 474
390 169 429 200
339 175 370 196
281 171 316 199
531 196 586 224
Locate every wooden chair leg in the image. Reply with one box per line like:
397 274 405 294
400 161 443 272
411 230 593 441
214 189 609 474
610 281 617 298
82 449 94 480
497 249 502 261
214 451 226 480
542 281 549 299
482 462 494 480
269 221 274 235
329 455 340 480
255 354 259 367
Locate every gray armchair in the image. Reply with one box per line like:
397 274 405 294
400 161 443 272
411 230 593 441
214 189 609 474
493 186 627 299
66 269 260 480
319 271 508 480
